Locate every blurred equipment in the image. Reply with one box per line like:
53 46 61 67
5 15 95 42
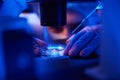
1 17 36 80
0 0 3 2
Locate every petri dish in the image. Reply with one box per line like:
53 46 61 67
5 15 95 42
40 44 65 57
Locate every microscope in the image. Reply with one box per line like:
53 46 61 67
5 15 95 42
27 0 98 27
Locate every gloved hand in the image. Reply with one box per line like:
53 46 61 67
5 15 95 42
0 0 27 17
64 25 101 57
33 38 47 55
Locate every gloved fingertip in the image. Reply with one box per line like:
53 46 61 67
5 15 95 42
68 50 73 56
79 50 84 56
80 50 89 57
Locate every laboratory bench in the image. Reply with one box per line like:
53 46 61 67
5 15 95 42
35 56 99 80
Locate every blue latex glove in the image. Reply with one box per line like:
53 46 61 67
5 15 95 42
0 0 27 17
64 25 101 57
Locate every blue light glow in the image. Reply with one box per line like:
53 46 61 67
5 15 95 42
41 44 65 57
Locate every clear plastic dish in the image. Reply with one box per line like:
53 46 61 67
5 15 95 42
40 44 65 57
